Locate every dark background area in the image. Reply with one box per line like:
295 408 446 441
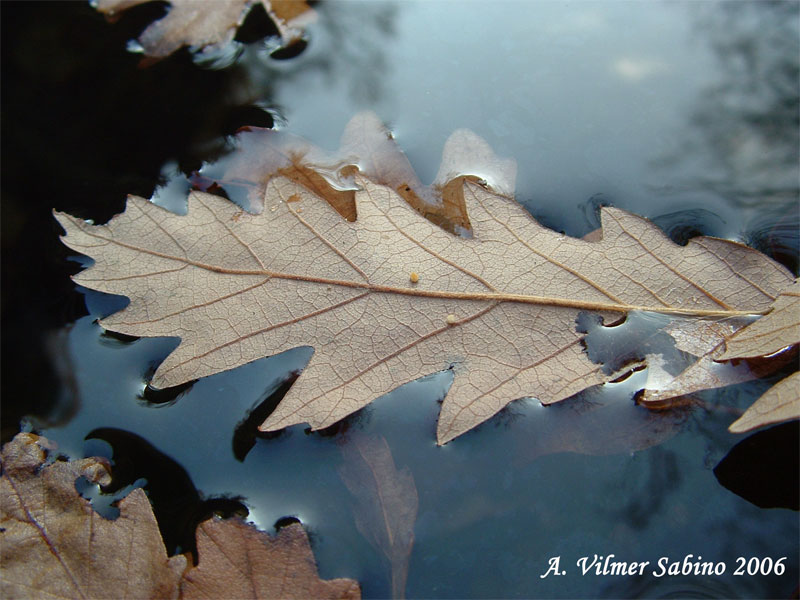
1 1 273 440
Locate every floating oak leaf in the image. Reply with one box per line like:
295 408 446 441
180 518 360 599
338 433 417 599
728 372 800 433
193 111 517 233
0 433 186 600
54 121 794 444
94 0 315 59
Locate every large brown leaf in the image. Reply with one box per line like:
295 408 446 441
54 126 794 444
94 0 314 59
180 518 360 599
0 433 186 599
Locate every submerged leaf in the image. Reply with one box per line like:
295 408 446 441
641 281 799 411
54 117 794 444
640 328 796 407
194 112 517 234
516 387 691 464
0 433 186 599
338 434 418 599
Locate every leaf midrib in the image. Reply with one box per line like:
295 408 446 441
65 214 765 319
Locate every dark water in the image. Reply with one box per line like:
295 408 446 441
2 2 798 598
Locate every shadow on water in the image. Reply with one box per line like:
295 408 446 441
233 372 301 461
714 421 799 511
82 428 249 561
0 1 249 443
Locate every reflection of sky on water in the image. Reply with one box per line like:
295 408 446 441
262 3 711 232
244 1 797 243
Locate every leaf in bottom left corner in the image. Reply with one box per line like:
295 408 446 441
0 432 186 600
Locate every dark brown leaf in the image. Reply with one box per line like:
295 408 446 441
0 433 186 600
180 518 360 599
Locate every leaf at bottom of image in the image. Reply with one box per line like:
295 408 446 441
339 433 418 599
0 433 360 600
181 518 360 599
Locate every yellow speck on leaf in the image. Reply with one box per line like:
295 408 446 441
409 272 419 284
446 314 457 325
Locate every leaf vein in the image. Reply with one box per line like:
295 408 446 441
2 471 86 599
373 186 497 292
194 194 266 270
606 210 734 309
304 303 499 426
440 335 587 439
472 189 622 302
109 277 271 326
280 188 369 282
158 292 370 377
